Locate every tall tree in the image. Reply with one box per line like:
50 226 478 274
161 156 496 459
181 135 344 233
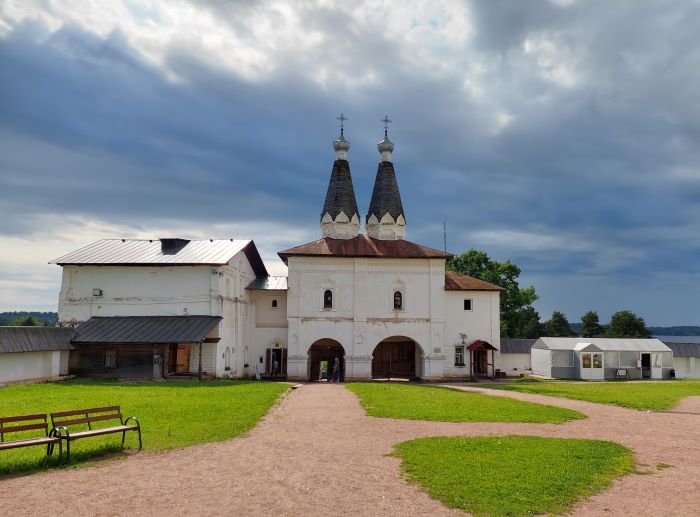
580 310 604 337
542 311 575 337
605 310 651 338
448 249 539 338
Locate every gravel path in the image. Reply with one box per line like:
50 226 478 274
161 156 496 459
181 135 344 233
0 383 698 516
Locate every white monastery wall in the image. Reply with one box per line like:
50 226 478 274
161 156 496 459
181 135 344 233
285 256 460 380
0 350 69 384
499 353 532 376
57 249 259 378
673 356 700 378
57 265 214 323
442 290 500 378
250 290 288 376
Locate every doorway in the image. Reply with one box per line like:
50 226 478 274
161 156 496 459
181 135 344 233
168 344 191 373
308 339 344 382
641 353 651 379
266 347 287 377
473 349 488 375
372 338 420 379
580 352 604 380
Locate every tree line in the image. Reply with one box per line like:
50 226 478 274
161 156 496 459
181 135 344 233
0 311 58 327
448 249 651 339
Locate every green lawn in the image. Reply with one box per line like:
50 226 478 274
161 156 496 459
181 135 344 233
0 380 288 475
346 383 584 423
482 380 700 410
394 436 634 516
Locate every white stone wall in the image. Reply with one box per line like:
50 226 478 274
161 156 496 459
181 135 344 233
283 255 500 380
0 350 69 384
442 291 501 378
673 356 700 378
249 290 288 376
56 249 258 378
499 353 532 376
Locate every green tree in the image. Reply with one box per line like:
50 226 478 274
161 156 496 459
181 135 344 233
448 249 539 338
7 316 44 326
542 311 575 337
605 310 651 338
580 310 604 337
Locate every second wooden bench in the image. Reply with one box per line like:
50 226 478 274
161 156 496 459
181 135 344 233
51 406 142 460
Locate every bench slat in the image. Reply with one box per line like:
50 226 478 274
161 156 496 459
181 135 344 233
0 436 59 450
54 413 122 427
51 406 121 418
0 423 48 435
66 425 138 440
0 414 46 424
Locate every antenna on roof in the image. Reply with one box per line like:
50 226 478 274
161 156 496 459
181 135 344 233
443 221 447 252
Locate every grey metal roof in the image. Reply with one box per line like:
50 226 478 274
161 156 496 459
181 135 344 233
71 316 221 344
665 342 700 357
246 276 288 290
321 159 359 221
52 239 250 266
0 327 74 354
366 161 405 223
533 337 672 352
500 339 536 354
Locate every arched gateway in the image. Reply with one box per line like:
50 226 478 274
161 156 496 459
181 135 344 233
307 339 345 382
372 336 423 379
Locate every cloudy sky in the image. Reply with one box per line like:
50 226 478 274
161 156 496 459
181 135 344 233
1 0 699 325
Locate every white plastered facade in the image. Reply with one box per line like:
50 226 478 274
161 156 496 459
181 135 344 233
56 250 258 378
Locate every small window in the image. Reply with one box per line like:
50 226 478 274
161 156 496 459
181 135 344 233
582 353 592 368
323 289 333 309
393 291 403 310
463 299 472 311
455 345 465 367
271 299 278 308
105 350 117 368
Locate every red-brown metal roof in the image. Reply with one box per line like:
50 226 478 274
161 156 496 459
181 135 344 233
444 271 503 291
278 235 453 263
467 339 497 351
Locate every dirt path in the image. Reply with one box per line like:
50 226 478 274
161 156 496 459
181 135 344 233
0 384 698 516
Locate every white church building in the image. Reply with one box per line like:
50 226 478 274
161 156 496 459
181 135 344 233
51 121 502 381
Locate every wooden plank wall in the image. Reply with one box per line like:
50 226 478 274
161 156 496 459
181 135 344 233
69 343 169 379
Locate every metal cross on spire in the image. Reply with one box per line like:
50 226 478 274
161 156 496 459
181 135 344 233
381 114 392 136
336 112 348 135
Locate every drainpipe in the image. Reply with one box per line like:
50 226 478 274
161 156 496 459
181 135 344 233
198 339 204 380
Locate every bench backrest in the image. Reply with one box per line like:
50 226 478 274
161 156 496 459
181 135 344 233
50 406 123 430
0 414 49 442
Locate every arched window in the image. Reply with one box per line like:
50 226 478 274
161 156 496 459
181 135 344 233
323 289 333 309
271 299 278 308
393 290 403 310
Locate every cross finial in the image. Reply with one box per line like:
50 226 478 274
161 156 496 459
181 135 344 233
381 114 392 136
336 112 348 135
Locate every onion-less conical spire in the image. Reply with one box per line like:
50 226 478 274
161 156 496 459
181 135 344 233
366 115 405 240
320 113 360 239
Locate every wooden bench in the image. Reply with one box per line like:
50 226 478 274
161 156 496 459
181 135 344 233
0 413 62 457
51 406 142 460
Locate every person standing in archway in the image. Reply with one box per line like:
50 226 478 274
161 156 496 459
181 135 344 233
332 357 340 383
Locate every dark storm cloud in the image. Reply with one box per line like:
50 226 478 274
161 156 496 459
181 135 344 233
1 0 699 323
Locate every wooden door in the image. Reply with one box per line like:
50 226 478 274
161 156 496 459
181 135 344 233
372 341 416 379
175 344 191 373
